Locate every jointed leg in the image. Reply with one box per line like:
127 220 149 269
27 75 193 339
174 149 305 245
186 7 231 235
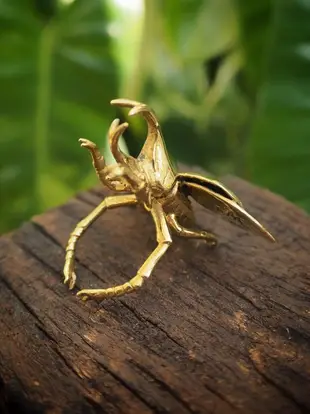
166 213 217 246
64 194 137 289
79 138 106 181
77 200 172 301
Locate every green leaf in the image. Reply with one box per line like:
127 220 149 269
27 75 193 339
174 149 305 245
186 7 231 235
128 0 243 173
244 0 310 209
235 0 273 95
146 0 239 107
0 0 118 233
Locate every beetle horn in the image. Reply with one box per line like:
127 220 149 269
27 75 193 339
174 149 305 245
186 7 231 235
110 98 164 162
108 118 132 165
129 104 159 134
111 98 160 135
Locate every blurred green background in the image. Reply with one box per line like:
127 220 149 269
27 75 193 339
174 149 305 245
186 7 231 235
1 0 310 234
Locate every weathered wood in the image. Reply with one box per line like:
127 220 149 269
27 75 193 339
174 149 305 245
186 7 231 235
0 166 310 414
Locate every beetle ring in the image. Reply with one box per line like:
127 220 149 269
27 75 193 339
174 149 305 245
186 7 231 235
63 99 275 301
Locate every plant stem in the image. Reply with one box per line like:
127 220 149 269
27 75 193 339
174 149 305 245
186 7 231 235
34 22 54 210
122 0 149 100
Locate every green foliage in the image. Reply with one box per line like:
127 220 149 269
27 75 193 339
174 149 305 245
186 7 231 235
235 0 273 95
0 0 310 234
0 0 117 232
243 1 310 209
135 0 245 173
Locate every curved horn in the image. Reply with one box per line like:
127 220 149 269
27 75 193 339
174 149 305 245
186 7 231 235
108 118 130 165
110 98 160 138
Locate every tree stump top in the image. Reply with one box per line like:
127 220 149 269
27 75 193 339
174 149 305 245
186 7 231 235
0 166 310 414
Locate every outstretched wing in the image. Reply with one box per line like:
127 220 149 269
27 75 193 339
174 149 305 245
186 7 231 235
177 173 275 242
111 99 176 189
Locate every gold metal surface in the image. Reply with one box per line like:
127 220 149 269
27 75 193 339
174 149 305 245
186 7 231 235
64 98 275 301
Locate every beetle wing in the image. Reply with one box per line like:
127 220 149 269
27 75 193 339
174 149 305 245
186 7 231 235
177 173 275 242
177 173 243 206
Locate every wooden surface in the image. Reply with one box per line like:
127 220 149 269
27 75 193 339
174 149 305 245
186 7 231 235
0 167 310 414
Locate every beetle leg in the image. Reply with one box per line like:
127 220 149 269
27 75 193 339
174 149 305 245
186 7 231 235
77 200 172 301
79 138 106 176
64 194 137 290
166 213 217 246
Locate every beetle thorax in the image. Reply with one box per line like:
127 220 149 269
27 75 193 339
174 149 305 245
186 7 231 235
137 158 175 198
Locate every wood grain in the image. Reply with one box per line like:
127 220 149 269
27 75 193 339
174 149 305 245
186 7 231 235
0 167 309 414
